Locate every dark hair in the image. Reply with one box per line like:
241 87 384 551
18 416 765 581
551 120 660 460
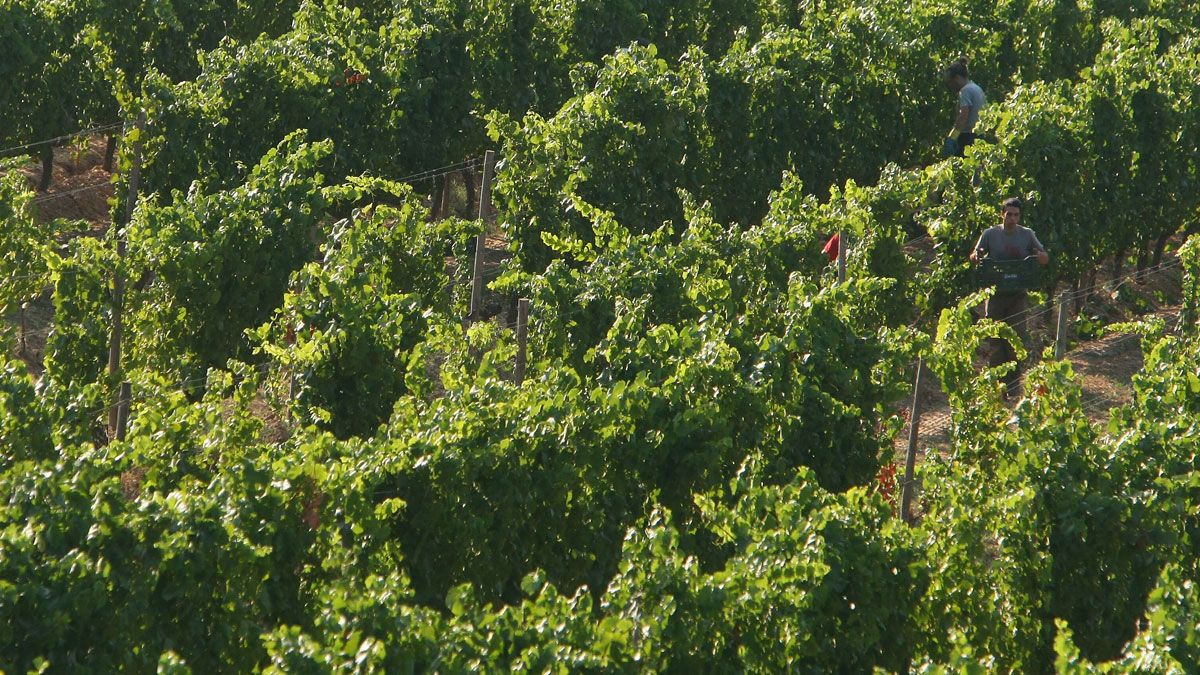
946 56 970 79
1001 197 1023 211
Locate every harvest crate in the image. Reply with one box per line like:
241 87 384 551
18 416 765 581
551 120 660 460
975 257 1041 293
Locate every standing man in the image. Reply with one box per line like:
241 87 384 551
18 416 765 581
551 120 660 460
970 197 1050 396
943 56 985 157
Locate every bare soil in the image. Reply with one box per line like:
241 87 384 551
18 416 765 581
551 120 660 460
5 136 116 377
896 236 1187 457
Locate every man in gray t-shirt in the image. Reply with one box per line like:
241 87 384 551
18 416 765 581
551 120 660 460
958 82 985 134
971 219 1046 264
943 57 986 156
969 197 1049 397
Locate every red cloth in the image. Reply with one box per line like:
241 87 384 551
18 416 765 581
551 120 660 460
822 232 841 262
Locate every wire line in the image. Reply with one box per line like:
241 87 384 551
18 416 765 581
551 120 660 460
0 123 124 157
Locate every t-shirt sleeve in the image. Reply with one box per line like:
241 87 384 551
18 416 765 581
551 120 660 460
1028 230 1046 253
959 85 984 111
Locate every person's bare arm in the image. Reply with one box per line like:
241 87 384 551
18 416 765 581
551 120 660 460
953 106 970 134
970 231 988 264
1030 233 1049 265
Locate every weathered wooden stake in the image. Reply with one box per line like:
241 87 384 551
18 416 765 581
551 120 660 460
836 231 847 283
108 112 146 434
18 304 27 355
470 151 496 321
900 359 924 524
104 134 118 172
282 316 299 428
440 173 454 219
287 366 296 426
38 145 53 192
115 381 132 442
463 168 477 220
1055 292 1070 360
515 298 529 384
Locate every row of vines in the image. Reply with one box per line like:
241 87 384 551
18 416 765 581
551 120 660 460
2 0 1200 671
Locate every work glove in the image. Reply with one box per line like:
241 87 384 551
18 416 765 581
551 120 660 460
942 136 958 157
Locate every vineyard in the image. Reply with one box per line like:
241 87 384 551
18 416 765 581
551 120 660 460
3 0 1200 671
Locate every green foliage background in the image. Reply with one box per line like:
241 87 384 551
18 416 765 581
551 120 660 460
1 0 1200 671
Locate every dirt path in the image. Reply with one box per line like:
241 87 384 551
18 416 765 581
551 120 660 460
4 136 115 375
896 241 1186 455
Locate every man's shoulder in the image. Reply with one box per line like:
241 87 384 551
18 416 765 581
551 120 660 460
962 82 985 103
977 226 1002 248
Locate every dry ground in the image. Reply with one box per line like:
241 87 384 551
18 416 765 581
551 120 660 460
5 136 115 377
897 235 1186 456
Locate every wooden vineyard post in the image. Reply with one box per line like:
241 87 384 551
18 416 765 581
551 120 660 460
430 174 444 220
114 382 132 442
107 112 146 435
18 303 26 355
286 324 297 428
515 298 529 384
470 150 496 322
900 359 924 524
439 172 454 219
104 134 118 172
1055 292 1070 360
837 231 847 283
287 367 296 427
38 145 53 192
462 167 477 220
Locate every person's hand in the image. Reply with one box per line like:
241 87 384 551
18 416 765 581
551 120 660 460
969 249 980 264
1036 250 1049 265
942 137 958 157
